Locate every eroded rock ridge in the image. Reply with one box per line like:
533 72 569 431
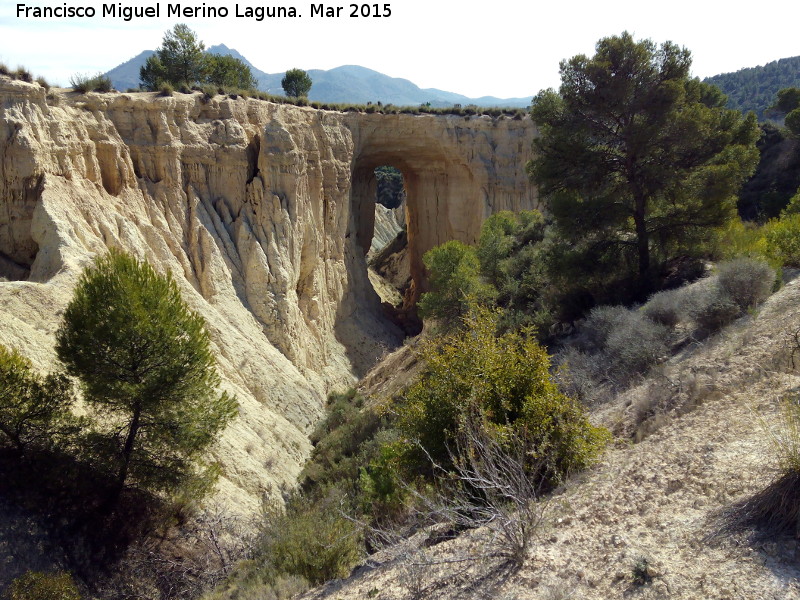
0 79 536 514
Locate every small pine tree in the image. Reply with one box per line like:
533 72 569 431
0 345 77 455
281 68 312 97
417 240 495 328
55 250 237 506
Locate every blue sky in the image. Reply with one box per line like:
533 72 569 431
0 0 798 98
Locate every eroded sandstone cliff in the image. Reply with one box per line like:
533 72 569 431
0 79 536 515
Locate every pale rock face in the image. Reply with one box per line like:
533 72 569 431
369 198 405 257
0 79 536 516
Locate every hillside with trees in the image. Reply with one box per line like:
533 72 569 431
704 55 800 119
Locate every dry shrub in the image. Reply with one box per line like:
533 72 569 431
716 257 776 311
720 396 800 538
553 347 610 406
92 508 252 600
619 369 723 441
641 288 684 327
570 306 670 391
689 286 740 334
604 316 670 387
578 305 631 353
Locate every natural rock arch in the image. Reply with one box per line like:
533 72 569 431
346 112 538 308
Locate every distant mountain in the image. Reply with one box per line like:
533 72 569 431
705 56 800 120
105 50 155 92
104 46 532 108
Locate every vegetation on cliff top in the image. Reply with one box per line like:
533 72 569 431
139 24 256 92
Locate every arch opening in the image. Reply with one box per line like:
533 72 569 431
366 165 409 311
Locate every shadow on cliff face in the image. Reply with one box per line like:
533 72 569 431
332 240 404 380
332 164 411 379
0 174 42 281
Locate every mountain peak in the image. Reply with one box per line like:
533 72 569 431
102 49 532 107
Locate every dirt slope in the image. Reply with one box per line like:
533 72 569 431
300 277 800 600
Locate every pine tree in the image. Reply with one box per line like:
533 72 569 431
56 250 237 506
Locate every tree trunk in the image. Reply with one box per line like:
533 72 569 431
102 405 141 512
633 193 649 277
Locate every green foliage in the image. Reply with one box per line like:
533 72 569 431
6 571 81 600
782 189 800 216
476 210 551 332
55 250 237 504
256 493 362 585
70 73 112 93
300 389 386 494
768 87 800 136
206 54 257 89
704 56 800 119
374 166 405 209
708 218 770 261
765 213 800 266
0 345 77 455
417 240 494 328
400 308 609 487
736 123 800 221
786 109 800 135
529 32 760 300
139 55 167 91
149 24 207 88
773 87 800 114
281 68 312 98
139 25 257 92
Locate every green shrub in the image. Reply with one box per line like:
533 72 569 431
256 493 362 585
400 308 609 487
204 568 307 600
300 390 386 493
0 344 78 455
716 257 776 311
93 74 112 93
6 571 81 600
706 218 769 262
766 213 800 266
417 240 494 328
159 83 174 97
